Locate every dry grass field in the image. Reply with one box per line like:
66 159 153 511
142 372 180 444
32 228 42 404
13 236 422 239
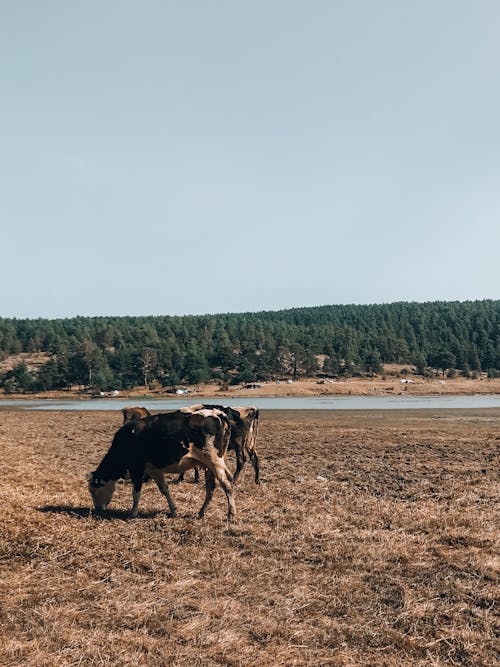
1 408 499 666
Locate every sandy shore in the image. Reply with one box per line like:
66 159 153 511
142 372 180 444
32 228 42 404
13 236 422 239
2 374 500 402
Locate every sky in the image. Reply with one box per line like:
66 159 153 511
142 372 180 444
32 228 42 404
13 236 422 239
1 1 499 319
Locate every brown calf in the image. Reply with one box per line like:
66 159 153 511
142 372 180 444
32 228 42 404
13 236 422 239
121 406 152 424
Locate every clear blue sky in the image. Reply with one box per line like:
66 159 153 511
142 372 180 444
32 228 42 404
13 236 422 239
1 1 499 318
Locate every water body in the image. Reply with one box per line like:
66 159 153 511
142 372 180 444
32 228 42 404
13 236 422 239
2 394 500 411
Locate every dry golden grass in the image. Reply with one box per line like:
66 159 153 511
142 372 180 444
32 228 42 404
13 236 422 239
1 408 499 666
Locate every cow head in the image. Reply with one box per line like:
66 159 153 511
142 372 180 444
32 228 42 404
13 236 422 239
86 472 117 511
121 406 151 424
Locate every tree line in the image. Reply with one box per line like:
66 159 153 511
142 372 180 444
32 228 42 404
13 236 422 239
0 300 498 393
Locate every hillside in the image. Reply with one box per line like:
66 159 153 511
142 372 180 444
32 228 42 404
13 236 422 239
0 300 498 394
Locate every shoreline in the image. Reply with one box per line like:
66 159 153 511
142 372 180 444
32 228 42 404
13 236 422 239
1 376 500 401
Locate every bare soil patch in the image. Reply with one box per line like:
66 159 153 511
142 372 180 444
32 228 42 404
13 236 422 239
1 409 499 666
0 352 51 373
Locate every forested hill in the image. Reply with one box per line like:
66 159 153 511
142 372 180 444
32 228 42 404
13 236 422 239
0 300 498 392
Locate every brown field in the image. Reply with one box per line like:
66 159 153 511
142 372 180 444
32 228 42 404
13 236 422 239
1 408 499 666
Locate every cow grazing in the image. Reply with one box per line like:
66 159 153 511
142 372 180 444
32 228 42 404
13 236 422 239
122 406 151 424
87 409 235 522
178 404 260 484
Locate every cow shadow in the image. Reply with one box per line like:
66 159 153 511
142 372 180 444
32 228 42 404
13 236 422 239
37 505 160 520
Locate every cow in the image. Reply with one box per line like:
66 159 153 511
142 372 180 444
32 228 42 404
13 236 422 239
229 405 260 484
177 404 260 484
173 405 235 484
87 408 235 523
122 406 151 424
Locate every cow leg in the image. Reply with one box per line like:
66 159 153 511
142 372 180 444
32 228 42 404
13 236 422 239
221 480 236 524
223 459 234 484
150 471 177 517
198 469 215 518
173 472 185 484
231 441 245 484
197 461 235 523
249 449 260 484
130 482 142 518
214 462 236 524
129 466 146 517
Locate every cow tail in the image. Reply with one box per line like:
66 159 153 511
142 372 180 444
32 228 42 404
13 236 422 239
254 410 259 449
214 418 228 458
246 409 259 454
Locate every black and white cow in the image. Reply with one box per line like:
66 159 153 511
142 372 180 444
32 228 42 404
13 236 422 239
178 404 260 484
87 408 235 522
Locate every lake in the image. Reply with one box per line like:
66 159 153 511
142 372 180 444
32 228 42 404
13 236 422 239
1 394 500 411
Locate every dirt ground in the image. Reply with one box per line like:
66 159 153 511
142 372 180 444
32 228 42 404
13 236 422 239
1 408 499 666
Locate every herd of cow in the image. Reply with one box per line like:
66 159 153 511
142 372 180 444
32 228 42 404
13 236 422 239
87 404 260 524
